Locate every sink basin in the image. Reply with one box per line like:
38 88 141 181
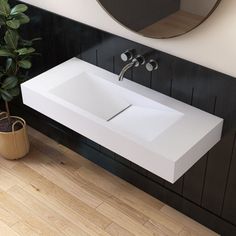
50 71 183 142
109 105 183 142
21 58 223 183
51 72 131 121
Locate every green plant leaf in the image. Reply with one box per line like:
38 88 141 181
32 37 42 42
6 57 13 71
8 87 20 97
10 4 28 15
0 48 14 57
2 76 18 89
6 19 20 29
6 58 16 74
0 45 8 49
4 29 19 49
18 60 32 69
20 39 33 47
0 89 13 102
16 47 35 55
14 13 29 24
0 16 5 25
20 37 41 47
30 52 41 57
0 0 10 17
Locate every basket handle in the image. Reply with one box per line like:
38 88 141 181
11 120 24 132
12 120 28 154
0 112 8 121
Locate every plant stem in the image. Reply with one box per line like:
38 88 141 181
5 100 11 124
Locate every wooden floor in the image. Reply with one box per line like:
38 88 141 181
0 127 219 236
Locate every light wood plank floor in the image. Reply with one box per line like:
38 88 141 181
0 127 219 236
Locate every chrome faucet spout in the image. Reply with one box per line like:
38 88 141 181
118 54 145 81
118 61 136 81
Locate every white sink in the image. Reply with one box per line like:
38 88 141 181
21 58 223 183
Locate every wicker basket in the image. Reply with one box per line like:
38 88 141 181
0 112 30 160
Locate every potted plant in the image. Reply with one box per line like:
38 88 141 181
0 0 39 159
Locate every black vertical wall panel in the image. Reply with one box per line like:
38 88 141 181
11 1 236 234
222 133 236 224
164 59 196 194
151 52 173 96
183 67 219 205
96 33 114 72
202 76 236 215
183 156 208 204
202 134 235 215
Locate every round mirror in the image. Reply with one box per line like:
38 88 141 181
97 0 221 38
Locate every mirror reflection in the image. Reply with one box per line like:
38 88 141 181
97 0 221 38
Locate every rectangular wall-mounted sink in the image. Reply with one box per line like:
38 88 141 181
21 58 223 183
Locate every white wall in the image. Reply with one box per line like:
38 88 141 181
21 0 236 78
180 0 218 16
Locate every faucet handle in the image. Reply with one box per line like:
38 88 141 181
121 49 135 62
133 55 145 67
146 59 159 72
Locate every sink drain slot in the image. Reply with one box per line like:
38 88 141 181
107 105 132 122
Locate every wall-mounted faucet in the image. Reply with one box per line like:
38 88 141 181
120 49 135 62
119 50 145 81
146 59 158 72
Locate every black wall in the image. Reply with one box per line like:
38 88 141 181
9 2 236 235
